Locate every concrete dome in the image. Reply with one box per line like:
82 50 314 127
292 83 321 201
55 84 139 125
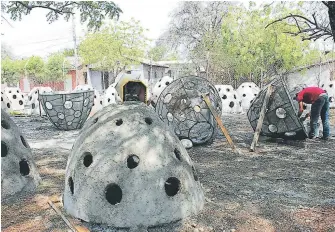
1 110 41 199
63 103 204 228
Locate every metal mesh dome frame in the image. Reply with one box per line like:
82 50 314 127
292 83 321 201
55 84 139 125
155 76 222 145
39 90 95 131
247 77 308 140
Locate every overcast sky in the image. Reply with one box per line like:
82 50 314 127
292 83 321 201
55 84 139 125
1 0 180 58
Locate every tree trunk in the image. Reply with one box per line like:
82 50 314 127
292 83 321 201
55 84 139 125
328 2 335 39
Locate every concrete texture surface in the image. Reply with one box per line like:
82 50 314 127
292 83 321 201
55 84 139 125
63 102 205 228
1 110 41 199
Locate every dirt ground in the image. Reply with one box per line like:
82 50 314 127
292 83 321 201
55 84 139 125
2 110 335 232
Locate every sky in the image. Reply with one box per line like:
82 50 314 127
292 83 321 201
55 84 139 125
1 0 180 58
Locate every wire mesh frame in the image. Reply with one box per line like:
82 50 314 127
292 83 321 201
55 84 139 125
155 76 222 145
247 76 308 140
39 90 95 131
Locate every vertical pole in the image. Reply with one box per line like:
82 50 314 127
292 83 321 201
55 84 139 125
250 85 273 152
72 15 79 87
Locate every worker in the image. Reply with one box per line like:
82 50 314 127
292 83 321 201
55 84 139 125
295 87 330 140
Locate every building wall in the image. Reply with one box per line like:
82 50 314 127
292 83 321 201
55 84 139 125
284 63 333 90
90 70 103 91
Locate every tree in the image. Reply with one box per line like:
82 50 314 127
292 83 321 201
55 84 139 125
266 1 335 41
1 1 122 31
61 48 75 57
79 18 150 82
147 45 179 61
217 5 321 85
45 53 70 82
25 56 46 84
1 58 25 84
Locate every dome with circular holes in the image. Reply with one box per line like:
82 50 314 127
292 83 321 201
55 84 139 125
236 82 260 111
323 80 335 108
1 91 11 112
155 76 221 145
215 85 242 114
39 90 94 130
103 85 120 106
73 86 103 117
27 87 53 116
151 76 174 106
63 102 204 227
3 87 25 112
247 77 308 140
1 110 41 199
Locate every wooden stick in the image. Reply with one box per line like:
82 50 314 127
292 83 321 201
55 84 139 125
250 85 273 152
202 94 236 150
48 199 78 232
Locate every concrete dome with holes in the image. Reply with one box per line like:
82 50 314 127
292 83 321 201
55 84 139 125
39 90 94 130
1 110 41 199
27 87 53 115
236 82 260 111
73 85 103 117
322 80 335 108
1 91 11 112
2 87 25 112
63 102 204 228
151 76 174 105
215 85 242 114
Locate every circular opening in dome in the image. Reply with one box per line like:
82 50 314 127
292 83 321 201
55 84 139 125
234 95 236 99
64 101 73 109
192 166 199 181
7 103 10 108
45 102 53 110
19 100 23 105
145 117 152 125
32 103 35 109
222 95 227 100
116 119 123 126
194 105 201 112
330 84 333 88
226 88 230 92
68 177 74 195
13 94 17 99
20 136 29 148
58 112 65 119
19 159 30 176
1 120 10 129
254 94 257 96
268 124 278 133
83 152 93 167
275 108 287 119
243 94 246 97
93 117 98 123
249 85 251 88
285 131 297 137
127 154 140 169
163 94 172 104
174 148 181 161
229 101 234 108
1 141 8 157
165 177 181 197
167 113 174 121
105 183 122 205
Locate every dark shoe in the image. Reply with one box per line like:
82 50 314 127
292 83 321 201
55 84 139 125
321 136 329 140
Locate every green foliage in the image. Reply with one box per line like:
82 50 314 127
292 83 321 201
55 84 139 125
61 48 75 57
25 56 46 83
1 58 25 84
45 53 70 82
79 18 149 72
2 1 122 31
215 5 321 82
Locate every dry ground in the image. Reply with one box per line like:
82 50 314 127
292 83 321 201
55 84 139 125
1 110 335 232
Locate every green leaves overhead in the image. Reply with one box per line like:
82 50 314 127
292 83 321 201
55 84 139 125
79 18 149 71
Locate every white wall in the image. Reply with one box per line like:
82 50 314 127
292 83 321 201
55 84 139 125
285 62 333 90
90 70 103 91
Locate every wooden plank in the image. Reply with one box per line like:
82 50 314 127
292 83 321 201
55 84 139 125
250 85 273 152
202 94 236 150
48 199 79 232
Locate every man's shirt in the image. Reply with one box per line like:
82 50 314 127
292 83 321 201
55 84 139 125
296 87 326 104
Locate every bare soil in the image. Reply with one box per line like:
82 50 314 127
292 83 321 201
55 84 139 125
1 110 335 232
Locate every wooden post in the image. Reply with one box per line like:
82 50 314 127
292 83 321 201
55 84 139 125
250 85 273 152
48 199 79 232
202 93 236 150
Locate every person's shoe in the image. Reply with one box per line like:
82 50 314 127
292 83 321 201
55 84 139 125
321 136 329 140
308 134 316 139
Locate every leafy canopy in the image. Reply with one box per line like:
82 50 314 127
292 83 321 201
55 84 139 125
2 1 122 31
79 18 150 71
